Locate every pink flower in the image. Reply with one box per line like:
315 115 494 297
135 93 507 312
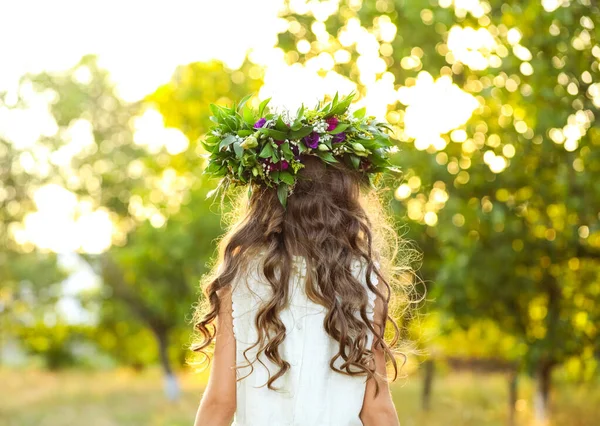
326 117 339 131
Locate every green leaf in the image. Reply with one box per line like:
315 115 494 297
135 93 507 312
296 105 305 121
242 106 255 127
238 94 253 111
277 183 288 207
237 129 252 137
329 123 350 134
209 104 222 119
260 128 288 140
258 97 271 117
353 107 367 120
227 115 240 131
271 148 280 162
259 143 273 158
317 151 338 163
205 161 224 174
233 141 243 158
205 134 220 143
328 93 354 116
219 134 237 150
281 142 294 159
290 126 313 139
201 139 218 153
271 171 280 182
279 171 295 185
276 115 288 131
349 154 360 169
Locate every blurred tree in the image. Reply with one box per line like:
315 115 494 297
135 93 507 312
274 0 600 422
0 113 66 366
15 322 92 369
17 55 262 397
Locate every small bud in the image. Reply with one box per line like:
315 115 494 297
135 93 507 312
351 142 366 152
252 167 259 176
240 135 258 149
318 143 329 151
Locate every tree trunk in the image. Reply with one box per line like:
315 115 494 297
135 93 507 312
533 363 553 425
422 359 435 411
154 328 180 401
508 371 518 426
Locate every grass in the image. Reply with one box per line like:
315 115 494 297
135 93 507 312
1 368 599 426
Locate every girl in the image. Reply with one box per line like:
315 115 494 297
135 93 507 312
192 94 412 426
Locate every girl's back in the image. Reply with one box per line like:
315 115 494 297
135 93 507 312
232 254 377 425
193 95 408 426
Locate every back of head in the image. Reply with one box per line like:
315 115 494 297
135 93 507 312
247 155 370 258
194 156 409 390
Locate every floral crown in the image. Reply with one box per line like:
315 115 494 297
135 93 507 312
201 92 399 207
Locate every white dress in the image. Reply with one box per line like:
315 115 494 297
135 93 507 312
231 254 378 426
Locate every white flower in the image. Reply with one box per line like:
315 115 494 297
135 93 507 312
321 134 333 143
313 120 328 134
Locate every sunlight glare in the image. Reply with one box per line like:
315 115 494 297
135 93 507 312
17 184 114 254
447 26 497 70
133 108 189 155
398 72 478 150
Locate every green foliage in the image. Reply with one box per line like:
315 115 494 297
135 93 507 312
15 323 92 370
275 0 600 377
202 92 399 205
8 56 258 372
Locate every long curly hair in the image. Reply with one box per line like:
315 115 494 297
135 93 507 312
192 155 417 391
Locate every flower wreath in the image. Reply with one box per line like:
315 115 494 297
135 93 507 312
201 92 399 207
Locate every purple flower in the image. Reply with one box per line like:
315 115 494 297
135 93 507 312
290 144 300 160
279 160 289 170
274 139 285 146
303 132 320 149
254 118 267 129
326 117 339 131
333 132 346 143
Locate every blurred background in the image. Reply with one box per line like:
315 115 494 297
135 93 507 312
1 0 599 425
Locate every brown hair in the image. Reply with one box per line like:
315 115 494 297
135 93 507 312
192 155 416 391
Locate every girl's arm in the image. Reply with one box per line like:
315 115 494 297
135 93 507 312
194 288 237 426
360 296 401 426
